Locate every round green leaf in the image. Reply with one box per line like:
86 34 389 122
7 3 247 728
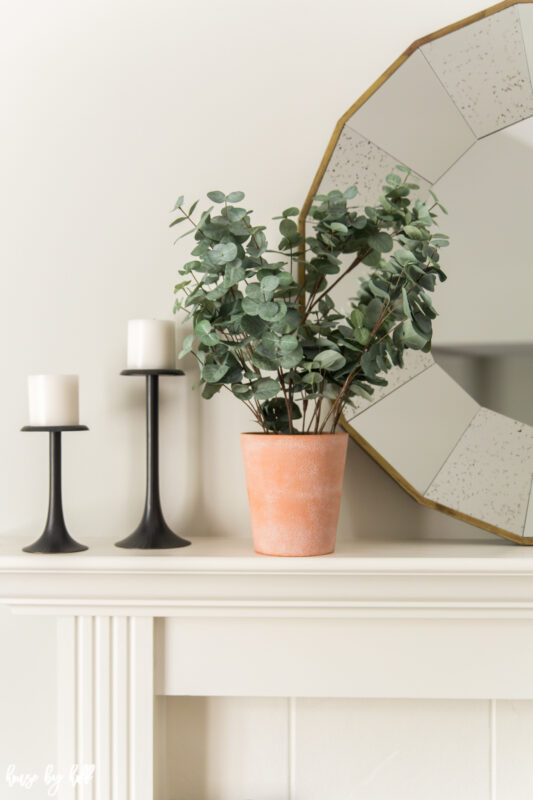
343 186 358 199
246 283 262 300
330 222 348 234
194 319 212 336
207 191 226 203
279 218 298 238
231 383 253 400
227 207 247 222
258 301 281 321
226 190 245 203
202 362 229 383
242 297 260 316
313 350 346 371
252 378 280 401
279 346 303 369
199 330 219 346
367 232 393 253
241 315 266 336
210 242 238 265
279 334 298 353
403 225 428 241
260 275 280 294
178 334 194 359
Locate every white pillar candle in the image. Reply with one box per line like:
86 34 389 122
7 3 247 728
127 319 176 370
28 375 79 426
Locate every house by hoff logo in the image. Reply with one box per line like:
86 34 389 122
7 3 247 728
5 764 95 796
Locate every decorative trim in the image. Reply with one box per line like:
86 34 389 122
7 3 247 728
57 616 154 800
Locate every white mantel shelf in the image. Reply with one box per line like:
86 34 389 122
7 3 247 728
3 535 533 799
1 534 533 618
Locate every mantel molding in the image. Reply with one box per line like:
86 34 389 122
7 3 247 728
2 535 533 619
5 534 533 798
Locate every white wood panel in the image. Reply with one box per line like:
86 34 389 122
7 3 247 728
77 617 95 800
94 617 111 800
161 616 533 700
494 700 533 799
57 617 77 800
165 696 289 800
112 617 129 800
352 364 479 495
346 50 475 183
129 617 154 800
294 699 490 800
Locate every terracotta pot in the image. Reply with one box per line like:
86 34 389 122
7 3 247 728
241 432 348 557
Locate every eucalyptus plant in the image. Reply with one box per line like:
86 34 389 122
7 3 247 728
171 170 448 434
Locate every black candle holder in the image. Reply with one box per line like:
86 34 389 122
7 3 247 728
115 369 190 549
21 425 89 554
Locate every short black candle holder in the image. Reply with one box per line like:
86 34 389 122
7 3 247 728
115 369 190 550
21 425 89 554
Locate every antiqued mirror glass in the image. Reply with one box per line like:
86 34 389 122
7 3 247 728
300 1 533 544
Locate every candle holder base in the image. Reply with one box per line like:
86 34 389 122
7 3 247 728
115 517 190 550
23 527 89 554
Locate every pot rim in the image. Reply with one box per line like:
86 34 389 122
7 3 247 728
240 431 348 438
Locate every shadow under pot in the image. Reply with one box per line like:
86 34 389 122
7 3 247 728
240 432 348 557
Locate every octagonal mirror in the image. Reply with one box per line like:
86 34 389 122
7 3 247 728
300 0 533 544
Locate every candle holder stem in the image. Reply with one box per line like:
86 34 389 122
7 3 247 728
23 431 88 553
116 373 190 549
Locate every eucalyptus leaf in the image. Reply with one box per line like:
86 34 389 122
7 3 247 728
203 362 229 383
367 231 393 253
258 301 282 321
252 378 280 401
261 275 280 294
178 333 194 359
226 190 245 202
313 350 346 371
207 191 226 203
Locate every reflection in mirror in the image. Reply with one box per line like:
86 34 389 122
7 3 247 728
433 350 533 428
433 117 533 348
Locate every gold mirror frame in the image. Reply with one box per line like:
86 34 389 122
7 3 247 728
298 0 533 545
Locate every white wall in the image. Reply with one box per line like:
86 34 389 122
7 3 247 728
0 0 517 783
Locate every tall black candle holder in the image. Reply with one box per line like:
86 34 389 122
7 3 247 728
21 425 89 554
115 369 190 550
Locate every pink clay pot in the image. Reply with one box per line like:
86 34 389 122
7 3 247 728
241 432 348 557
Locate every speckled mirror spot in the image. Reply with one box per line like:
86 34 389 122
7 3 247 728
314 125 430 210
425 408 533 535
422 6 533 138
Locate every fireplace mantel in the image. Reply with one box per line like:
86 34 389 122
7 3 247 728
2 535 533 799
3 535 533 616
